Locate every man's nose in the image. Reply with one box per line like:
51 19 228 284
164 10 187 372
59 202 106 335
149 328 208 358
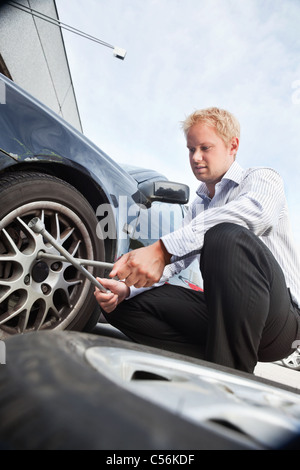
192 149 204 162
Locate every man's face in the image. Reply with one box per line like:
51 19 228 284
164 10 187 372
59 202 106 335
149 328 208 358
186 123 239 197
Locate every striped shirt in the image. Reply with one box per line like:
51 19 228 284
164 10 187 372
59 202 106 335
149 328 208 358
161 161 300 308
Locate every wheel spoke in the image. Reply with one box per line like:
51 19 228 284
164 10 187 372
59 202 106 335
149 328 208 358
71 239 81 257
1 228 18 255
0 291 27 326
0 308 20 326
0 284 12 302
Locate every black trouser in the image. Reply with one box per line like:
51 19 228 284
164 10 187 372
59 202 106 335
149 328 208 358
103 223 300 373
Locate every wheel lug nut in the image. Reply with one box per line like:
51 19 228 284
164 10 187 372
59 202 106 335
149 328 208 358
51 262 61 271
24 274 30 285
41 283 51 295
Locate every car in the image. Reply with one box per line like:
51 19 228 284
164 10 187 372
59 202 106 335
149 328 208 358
0 72 193 340
0 73 299 451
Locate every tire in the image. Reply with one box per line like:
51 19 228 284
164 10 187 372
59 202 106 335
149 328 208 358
0 172 105 339
0 331 299 450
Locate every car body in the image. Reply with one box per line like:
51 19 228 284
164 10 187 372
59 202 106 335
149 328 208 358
0 73 193 339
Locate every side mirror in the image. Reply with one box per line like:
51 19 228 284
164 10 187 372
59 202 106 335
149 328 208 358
139 180 190 205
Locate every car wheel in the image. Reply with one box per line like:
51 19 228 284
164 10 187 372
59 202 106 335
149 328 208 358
0 172 105 339
282 347 300 371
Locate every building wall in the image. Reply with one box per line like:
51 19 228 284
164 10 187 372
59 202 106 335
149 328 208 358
0 0 82 131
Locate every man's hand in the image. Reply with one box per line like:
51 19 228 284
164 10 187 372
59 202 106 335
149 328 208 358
94 278 130 313
109 240 171 288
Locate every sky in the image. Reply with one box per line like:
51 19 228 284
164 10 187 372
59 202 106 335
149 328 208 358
56 0 300 248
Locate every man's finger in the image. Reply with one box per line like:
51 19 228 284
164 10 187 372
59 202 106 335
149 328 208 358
109 254 130 279
110 250 143 280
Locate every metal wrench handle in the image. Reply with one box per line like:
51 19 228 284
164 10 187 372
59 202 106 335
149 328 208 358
37 252 114 270
28 217 109 293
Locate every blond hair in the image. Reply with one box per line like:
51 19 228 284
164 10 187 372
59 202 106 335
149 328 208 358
182 107 240 147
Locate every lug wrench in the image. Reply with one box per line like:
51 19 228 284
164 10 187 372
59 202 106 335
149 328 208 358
35 252 114 271
28 217 111 293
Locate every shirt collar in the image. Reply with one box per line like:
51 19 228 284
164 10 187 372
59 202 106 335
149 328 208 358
196 160 244 198
222 160 244 184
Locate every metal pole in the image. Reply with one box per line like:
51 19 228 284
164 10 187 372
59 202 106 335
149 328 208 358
28 217 109 293
37 252 114 270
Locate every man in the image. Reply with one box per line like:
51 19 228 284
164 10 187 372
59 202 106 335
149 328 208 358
94 107 300 373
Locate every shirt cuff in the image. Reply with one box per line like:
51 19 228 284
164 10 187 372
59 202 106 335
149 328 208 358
126 279 167 299
126 286 152 299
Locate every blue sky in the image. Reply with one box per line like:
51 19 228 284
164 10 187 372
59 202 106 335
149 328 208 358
56 0 300 249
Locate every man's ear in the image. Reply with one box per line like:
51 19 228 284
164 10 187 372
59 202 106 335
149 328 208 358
230 137 239 156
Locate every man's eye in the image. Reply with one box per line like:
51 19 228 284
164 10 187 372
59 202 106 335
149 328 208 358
189 148 195 153
201 146 211 151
